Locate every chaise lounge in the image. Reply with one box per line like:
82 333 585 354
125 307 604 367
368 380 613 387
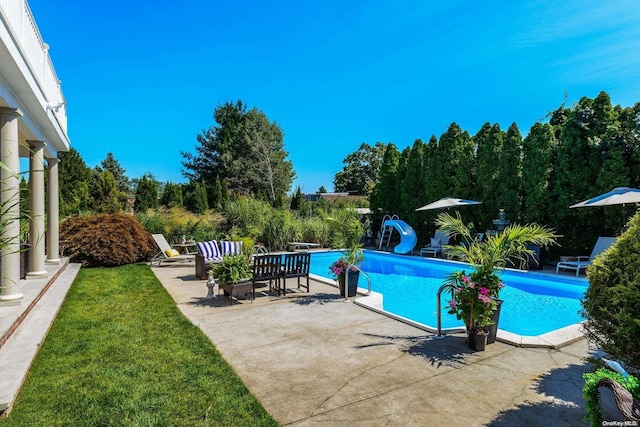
555 236 616 276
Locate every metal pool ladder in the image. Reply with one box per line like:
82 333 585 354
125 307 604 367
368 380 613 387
345 264 371 302
435 283 456 339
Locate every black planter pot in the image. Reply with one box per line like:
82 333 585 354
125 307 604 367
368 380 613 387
487 299 503 344
468 329 488 352
338 270 359 297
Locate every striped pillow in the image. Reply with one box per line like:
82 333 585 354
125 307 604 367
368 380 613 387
196 240 221 261
221 240 242 256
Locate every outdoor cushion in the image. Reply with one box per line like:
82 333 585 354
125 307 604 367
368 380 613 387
165 248 180 257
221 240 242 256
196 240 221 261
430 238 441 248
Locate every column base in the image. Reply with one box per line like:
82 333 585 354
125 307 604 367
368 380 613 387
0 293 24 306
26 271 48 279
46 258 61 265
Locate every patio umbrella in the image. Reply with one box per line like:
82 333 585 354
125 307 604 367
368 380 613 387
569 187 640 224
415 197 482 211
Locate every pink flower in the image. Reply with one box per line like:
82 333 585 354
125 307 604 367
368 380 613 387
478 294 491 304
449 299 456 308
479 287 489 295
469 282 475 288
461 276 470 283
498 282 505 289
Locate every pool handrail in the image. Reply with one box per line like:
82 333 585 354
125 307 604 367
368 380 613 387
345 263 371 302
436 283 457 339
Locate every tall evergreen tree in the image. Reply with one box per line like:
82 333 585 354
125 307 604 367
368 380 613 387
95 152 129 194
521 122 557 225
89 170 124 213
133 173 158 213
210 176 223 211
437 123 475 200
289 186 304 211
370 144 400 220
399 139 426 234
182 100 294 203
474 123 502 230
495 123 523 221
188 182 209 214
58 147 91 216
160 182 183 208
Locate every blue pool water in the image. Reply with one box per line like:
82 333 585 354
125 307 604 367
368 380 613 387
310 250 588 336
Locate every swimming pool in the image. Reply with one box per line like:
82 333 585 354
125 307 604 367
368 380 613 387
310 250 588 336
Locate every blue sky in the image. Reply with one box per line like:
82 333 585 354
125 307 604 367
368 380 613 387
28 0 640 193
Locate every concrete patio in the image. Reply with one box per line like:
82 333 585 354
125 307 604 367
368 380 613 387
152 263 602 426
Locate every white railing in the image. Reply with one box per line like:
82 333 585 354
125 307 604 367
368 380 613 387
0 0 67 132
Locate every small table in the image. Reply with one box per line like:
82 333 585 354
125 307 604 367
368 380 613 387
173 242 198 255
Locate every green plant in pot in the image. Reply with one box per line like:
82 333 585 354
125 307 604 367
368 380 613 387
325 208 365 297
436 212 557 350
211 254 252 286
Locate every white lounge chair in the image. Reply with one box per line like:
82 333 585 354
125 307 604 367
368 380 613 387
420 230 449 257
150 234 196 266
555 236 616 276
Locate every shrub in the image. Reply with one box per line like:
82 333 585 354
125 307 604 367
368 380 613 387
581 211 640 369
60 213 156 267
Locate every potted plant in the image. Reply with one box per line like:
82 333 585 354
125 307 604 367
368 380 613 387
211 254 253 301
436 212 557 350
326 209 365 297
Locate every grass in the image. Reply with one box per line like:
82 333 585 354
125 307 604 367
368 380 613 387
0 264 278 426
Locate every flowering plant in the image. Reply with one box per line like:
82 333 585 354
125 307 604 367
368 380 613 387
329 257 358 279
446 269 503 332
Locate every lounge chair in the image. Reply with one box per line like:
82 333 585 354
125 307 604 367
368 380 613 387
420 230 450 257
150 234 196 266
555 236 616 276
195 240 223 279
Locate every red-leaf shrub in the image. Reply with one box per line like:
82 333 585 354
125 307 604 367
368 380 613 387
61 213 156 267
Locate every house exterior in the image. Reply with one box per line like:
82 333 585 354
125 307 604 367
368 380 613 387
0 0 69 304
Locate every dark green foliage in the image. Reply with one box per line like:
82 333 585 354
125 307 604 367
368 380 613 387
399 139 427 237
521 123 557 224
370 143 400 217
334 142 387 196
133 173 158 213
495 123 523 221
58 147 91 216
95 152 130 194
159 182 183 208
60 213 156 267
212 254 252 284
318 185 327 193
181 100 294 202
583 368 640 426
581 211 640 369
192 182 209 214
289 186 304 211
88 170 126 213
437 123 475 201
210 175 223 210
474 123 503 230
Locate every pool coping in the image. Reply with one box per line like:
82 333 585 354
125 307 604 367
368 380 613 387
310 272 586 349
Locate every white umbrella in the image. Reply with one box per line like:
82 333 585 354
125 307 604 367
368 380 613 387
569 187 640 208
415 197 482 211
570 187 640 224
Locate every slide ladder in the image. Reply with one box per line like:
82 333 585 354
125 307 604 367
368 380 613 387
378 215 398 250
381 217 417 254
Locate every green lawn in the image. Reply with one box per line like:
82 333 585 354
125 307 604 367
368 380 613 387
0 264 277 426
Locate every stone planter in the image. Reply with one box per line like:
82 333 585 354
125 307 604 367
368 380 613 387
487 299 503 344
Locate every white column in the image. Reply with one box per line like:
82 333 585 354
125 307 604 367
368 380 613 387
0 108 24 304
27 140 47 277
46 157 60 263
